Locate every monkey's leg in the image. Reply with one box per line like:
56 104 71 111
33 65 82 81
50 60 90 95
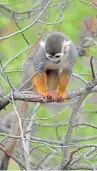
34 71 59 101
34 72 48 96
59 69 71 102
47 70 59 102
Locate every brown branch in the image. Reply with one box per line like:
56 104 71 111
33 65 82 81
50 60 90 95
58 144 97 169
0 77 97 111
0 91 45 110
68 164 97 170
59 77 97 169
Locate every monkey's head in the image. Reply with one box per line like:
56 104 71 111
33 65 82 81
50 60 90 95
40 32 71 64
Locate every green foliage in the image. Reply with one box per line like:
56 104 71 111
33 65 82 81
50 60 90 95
0 0 97 169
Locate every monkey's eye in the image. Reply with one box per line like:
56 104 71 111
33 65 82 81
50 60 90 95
55 55 60 58
46 53 53 58
49 55 53 58
55 53 62 58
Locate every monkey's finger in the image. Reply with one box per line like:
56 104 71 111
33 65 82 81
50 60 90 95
47 90 59 102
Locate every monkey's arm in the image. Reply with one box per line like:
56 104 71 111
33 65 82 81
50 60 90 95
34 72 48 96
59 69 71 101
34 70 59 101
58 42 78 102
34 68 71 102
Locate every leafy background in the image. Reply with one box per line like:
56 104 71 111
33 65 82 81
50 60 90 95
0 0 97 170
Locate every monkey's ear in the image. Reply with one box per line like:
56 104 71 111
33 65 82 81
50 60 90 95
39 40 45 48
63 40 71 51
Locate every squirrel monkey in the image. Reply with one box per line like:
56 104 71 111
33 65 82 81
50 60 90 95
0 32 78 170
22 32 78 102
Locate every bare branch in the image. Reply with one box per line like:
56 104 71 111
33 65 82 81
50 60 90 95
0 0 51 41
90 56 96 79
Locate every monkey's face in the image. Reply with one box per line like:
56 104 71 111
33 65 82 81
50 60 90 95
40 32 71 64
45 40 71 64
46 52 62 64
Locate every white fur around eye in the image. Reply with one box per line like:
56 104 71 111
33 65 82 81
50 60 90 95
63 40 71 47
39 41 45 48
66 40 71 45
63 40 71 51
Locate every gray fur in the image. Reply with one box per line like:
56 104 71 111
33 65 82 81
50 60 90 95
22 32 78 90
33 32 78 73
22 57 34 90
45 32 65 55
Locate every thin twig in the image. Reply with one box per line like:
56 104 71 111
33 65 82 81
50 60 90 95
90 56 96 79
0 0 52 41
12 11 30 45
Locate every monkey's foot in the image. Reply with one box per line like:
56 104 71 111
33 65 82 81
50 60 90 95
40 91 48 99
47 90 59 102
58 92 68 102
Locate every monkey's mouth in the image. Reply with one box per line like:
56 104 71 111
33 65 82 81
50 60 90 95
54 60 61 64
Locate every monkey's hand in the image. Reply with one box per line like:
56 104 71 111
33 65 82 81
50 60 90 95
47 90 59 102
58 92 68 102
34 73 59 102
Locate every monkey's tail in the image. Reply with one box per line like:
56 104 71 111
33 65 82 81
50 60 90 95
0 152 9 170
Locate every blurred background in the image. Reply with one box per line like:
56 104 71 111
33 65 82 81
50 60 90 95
0 0 97 170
